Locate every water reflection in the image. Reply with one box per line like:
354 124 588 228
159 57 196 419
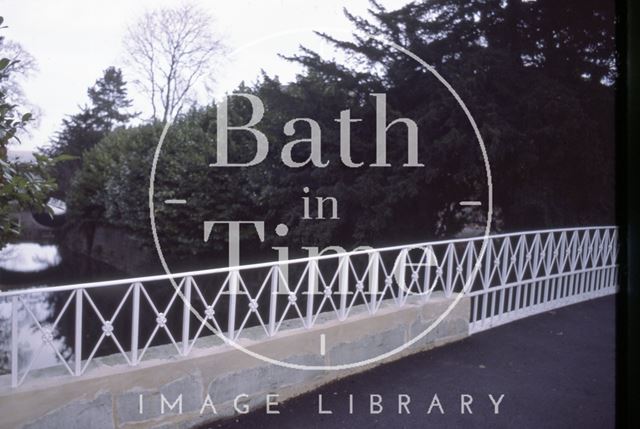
0 242 127 376
0 294 71 376
0 243 62 272
0 242 319 380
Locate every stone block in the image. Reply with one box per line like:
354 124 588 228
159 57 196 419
24 392 113 429
116 374 202 424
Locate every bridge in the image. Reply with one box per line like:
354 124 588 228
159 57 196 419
0 226 619 428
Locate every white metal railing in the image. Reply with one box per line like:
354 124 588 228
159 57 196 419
466 227 618 332
0 226 619 388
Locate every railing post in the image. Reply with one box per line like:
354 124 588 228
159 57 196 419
544 234 552 304
570 232 579 301
11 296 19 388
445 244 454 297
339 255 349 320
131 282 140 365
74 289 83 376
465 242 475 292
268 267 279 336
482 239 492 325
419 247 430 303
515 237 525 311
395 249 408 303
558 232 575 299
228 270 239 340
501 239 510 315
532 235 542 307
181 277 192 356
369 252 380 310
306 260 317 327
589 232 598 294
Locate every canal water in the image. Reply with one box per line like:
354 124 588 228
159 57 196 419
0 235 311 379
0 240 128 376
0 218 442 379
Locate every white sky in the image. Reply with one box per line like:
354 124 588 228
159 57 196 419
1 0 412 151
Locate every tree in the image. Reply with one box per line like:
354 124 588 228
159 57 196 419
123 3 224 122
87 66 137 133
47 67 135 195
68 103 254 263
278 0 616 235
0 16 60 246
66 0 617 261
0 31 37 112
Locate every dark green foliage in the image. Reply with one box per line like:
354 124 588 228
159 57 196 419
47 67 135 195
87 67 136 133
0 16 62 246
298 0 616 232
67 0 616 263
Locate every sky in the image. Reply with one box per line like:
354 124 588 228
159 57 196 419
1 0 412 151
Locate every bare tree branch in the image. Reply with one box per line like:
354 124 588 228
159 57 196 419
123 3 224 122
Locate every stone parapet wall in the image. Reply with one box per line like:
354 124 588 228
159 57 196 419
0 293 469 429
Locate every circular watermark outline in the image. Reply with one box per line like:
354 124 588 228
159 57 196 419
149 27 493 371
